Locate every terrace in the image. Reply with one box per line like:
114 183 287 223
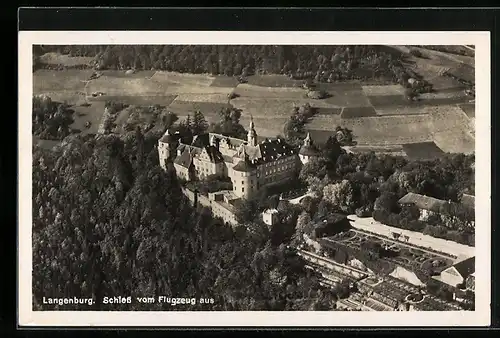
323 229 455 277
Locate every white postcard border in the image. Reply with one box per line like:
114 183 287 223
19 31 491 327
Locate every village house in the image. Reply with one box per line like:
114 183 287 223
398 192 448 222
262 208 280 226
434 256 475 290
398 192 475 226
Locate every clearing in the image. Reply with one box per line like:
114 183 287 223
38 52 95 67
71 101 107 135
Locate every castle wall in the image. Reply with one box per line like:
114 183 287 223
182 187 237 226
158 140 170 170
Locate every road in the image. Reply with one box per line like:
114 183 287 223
287 191 314 205
346 215 475 262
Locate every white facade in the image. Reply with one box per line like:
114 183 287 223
262 208 279 226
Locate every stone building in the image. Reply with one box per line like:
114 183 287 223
262 208 280 226
159 118 307 200
158 119 319 224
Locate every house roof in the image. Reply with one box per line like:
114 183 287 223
174 150 193 168
452 256 475 279
398 192 448 213
232 158 256 172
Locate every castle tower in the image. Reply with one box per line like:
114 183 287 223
210 134 218 148
231 150 257 199
158 129 177 170
299 132 320 165
247 115 257 146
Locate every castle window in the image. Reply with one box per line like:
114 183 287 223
242 187 244 192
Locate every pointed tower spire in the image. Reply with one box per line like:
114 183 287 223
304 132 312 147
247 115 257 146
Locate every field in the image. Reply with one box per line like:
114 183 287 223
341 107 377 118
38 52 95 67
245 75 303 88
362 85 405 96
88 95 178 107
33 70 93 93
402 142 445 160
459 103 475 118
33 49 475 156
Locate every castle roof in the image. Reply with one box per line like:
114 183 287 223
204 145 224 163
191 133 210 148
232 156 256 172
174 150 193 168
159 129 178 143
257 139 296 163
209 133 245 148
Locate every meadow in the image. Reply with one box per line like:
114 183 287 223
33 49 475 157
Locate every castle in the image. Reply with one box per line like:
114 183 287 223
158 118 320 225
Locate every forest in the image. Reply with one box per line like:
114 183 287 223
33 44 423 85
33 128 343 311
32 95 76 140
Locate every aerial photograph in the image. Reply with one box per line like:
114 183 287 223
32 44 476 312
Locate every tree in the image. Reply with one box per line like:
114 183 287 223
299 157 328 182
374 191 399 213
404 87 418 101
322 135 343 168
191 110 209 135
322 180 355 213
